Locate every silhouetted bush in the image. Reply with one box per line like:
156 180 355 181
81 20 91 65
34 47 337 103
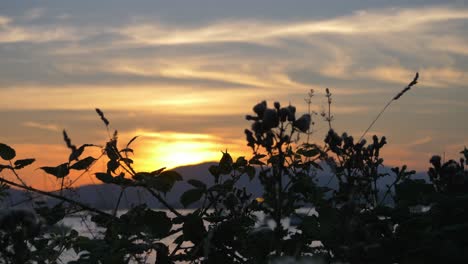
1 76 467 263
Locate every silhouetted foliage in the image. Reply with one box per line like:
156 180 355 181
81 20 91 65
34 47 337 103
1 76 467 263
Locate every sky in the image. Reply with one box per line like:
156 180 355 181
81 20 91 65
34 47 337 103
0 0 467 190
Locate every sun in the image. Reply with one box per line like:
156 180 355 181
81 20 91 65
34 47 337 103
130 131 225 171
148 141 222 169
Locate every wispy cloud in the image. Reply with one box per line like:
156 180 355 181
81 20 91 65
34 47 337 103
0 24 80 43
22 121 60 132
118 6 468 45
409 136 433 146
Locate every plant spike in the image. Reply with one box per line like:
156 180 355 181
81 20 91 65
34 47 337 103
358 72 419 143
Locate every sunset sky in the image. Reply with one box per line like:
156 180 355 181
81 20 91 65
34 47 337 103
1 0 467 190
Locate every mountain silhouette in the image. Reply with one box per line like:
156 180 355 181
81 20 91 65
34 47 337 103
2 162 428 210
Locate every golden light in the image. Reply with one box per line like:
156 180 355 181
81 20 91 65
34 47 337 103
131 131 231 171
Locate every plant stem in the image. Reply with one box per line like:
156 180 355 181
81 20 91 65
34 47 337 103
144 187 183 218
358 72 418 142
0 177 114 219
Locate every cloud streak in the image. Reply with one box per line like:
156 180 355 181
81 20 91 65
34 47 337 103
22 121 60 132
118 6 468 45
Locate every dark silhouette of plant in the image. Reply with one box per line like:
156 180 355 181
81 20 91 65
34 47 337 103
1 72 468 263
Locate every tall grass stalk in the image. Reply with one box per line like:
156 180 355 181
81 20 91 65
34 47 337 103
358 72 419 142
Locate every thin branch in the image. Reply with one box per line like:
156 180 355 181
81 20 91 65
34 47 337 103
113 187 126 217
144 187 183 218
0 177 115 219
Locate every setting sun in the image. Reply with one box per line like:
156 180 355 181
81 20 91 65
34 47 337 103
129 131 243 171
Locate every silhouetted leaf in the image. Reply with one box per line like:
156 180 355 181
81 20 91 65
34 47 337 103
95 172 113 184
120 158 133 164
40 163 69 178
126 136 138 148
0 143 16 161
219 152 233 174
70 156 96 170
183 214 206 243
188 179 206 189
180 189 204 208
14 158 35 169
119 148 133 154
113 173 131 185
144 210 172 238
209 165 220 177
68 144 96 162
153 170 183 193
235 156 248 167
151 167 166 176
297 147 320 157
173 234 185 245
249 154 266 165
69 145 84 161
107 159 119 173
105 140 119 160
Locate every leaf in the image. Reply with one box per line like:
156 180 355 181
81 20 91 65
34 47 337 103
0 143 16 160
188 179 206 189
70 156 96 170
235 156 248 167
183 214 206 243
180 189 204 208
151 167 166 176
69 144 96 162
14 158 35 169
249 154 266 165
120 158 133 164
95 172 114 184
297 148 320 157
219 152 233 174
69 145 84 161
153 170 183 193
119 148 134 154
173 234 184 245
40 163 69 178
113 173 132 185
107 159 120 173
105 140 119 161
126 136 139 148
209 165 220 177
144 210 172 238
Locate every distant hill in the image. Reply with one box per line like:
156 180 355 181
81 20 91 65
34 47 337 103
1 162 428 210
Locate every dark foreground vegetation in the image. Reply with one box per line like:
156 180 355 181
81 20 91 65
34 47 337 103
1 74 468 263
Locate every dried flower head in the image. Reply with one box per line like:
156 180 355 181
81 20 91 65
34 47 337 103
253 101 267 118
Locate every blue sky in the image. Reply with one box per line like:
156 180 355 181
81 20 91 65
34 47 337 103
0 0 467 188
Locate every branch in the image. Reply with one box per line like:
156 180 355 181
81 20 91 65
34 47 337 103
0 177 115 219
144 187 183 218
